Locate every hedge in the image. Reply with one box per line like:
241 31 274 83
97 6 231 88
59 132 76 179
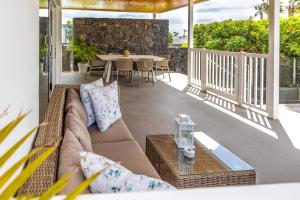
194 17 300 57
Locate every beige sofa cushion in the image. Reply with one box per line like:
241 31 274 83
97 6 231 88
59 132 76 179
65 89 88 126
65 108 93 152
58 129 90 195
88 119 134 144
92 140 160 179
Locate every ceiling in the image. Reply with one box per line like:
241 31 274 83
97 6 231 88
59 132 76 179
41 0 205 13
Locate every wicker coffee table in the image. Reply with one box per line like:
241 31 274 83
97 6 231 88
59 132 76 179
146 134 256 189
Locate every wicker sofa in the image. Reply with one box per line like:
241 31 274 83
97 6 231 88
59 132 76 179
17 85 159 196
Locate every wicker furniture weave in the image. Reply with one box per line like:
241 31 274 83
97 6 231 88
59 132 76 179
146 134 256 189
17 85 77 196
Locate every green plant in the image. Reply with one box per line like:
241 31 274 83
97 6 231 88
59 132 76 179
0 110 102 200
181 43 188 48
168 32 174 44
193 17 300 57
64 21 73 42
69 37 105 63
39 43 48 61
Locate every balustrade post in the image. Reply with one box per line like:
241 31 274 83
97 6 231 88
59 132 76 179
187 48 192 85
237 52 245 106
200 49 207 91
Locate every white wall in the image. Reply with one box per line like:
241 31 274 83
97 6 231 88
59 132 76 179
0 0 39 176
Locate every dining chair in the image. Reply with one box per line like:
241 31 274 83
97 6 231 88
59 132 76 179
136 59 155 87
85 59 106 80
115 58 134 83
108 53 121 78
155 55 171 81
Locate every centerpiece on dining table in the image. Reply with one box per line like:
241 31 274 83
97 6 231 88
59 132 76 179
123 49 130 57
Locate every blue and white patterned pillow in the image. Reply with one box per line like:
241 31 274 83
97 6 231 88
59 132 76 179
88 81 122 132
80 151 176 193
80 79 104 127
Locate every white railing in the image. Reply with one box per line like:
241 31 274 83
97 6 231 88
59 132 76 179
188 48 270 116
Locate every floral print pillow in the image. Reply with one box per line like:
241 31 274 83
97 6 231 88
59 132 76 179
88 81 122 132
80 151 176 193
80 79 104 127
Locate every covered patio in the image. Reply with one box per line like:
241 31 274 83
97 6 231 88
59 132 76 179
21 0 300 197
50 0 293 185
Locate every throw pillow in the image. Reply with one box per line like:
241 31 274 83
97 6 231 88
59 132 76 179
89 81 122 132
58 129 91 194
65 89 88 126
64 107 93 152
80 79 104 127
80 151 175 193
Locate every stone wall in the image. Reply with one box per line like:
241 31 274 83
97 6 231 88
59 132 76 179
73 18 169 55
168 48 188 73
73 18 187 72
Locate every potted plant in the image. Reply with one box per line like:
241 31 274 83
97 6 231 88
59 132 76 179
69 38 102 74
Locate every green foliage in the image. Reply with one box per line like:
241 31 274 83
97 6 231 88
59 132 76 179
0 110 101 199
168 32 174 44
181 43 188 48
39 43 48 60
69 37 105 63
288 0 300 16
64 21 73 42
194 17 300 57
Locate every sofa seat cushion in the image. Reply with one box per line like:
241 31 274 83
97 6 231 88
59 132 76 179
64 108 93 152
92 140 160 179
88 119 133 144
58 129 90 195
65 89 88 126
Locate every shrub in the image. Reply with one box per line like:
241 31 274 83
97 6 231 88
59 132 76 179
194 17 300 57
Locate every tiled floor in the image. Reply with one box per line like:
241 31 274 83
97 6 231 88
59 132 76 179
59 71 300 185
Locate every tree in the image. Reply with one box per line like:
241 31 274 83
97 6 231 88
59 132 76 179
173 31 179 38
253 0 283 19
254 0 269 19
288 0 300 16
64 20 73 42
168 32 174 44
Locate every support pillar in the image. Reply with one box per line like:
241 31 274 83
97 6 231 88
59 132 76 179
267 0 280 119
187 0 194 85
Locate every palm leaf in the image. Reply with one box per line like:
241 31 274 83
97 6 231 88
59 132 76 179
0 147 41 189
0 112 29 144
0 106 9 120
0 126 38 168
64 172 101 200
38 171 73 200
65 165 112 200
0 147 55 200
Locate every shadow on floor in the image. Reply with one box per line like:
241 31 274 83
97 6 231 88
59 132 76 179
60 72 300 185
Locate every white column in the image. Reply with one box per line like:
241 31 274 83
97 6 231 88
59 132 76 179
55 6 62 84
188 0 194 48
187 0 194 85
267 0 280 119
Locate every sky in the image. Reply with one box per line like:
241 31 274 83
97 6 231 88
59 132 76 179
40 0 290 35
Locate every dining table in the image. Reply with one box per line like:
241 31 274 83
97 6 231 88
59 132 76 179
97 54 166 83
